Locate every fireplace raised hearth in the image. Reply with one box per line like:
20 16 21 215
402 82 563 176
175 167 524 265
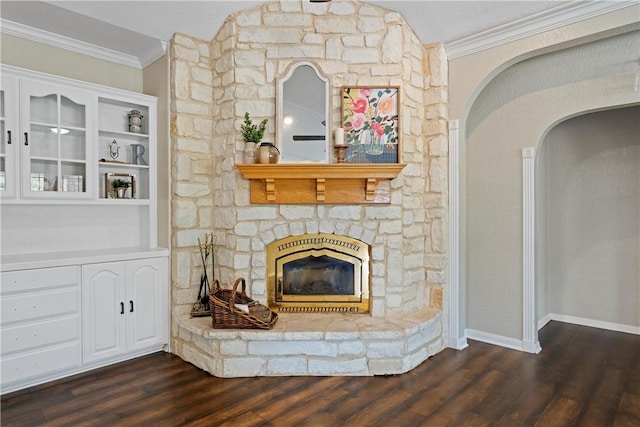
266 233 370 313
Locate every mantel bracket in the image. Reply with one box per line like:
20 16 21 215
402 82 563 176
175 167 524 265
265 178 276 201
316 178 326 202
365 178 377 201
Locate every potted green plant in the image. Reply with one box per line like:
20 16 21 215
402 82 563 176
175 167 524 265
241 112 268 164
111 178 130 198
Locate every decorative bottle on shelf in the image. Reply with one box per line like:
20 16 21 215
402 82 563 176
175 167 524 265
258 142 280 164
128 110 143 133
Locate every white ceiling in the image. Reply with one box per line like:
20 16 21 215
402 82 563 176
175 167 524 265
1 0 576 65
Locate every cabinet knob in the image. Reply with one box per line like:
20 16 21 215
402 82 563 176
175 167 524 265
129 300 134 313
120 302 124 314
7 130 11 144
24 132 28 146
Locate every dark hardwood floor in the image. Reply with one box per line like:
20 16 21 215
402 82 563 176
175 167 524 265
2 321 639 426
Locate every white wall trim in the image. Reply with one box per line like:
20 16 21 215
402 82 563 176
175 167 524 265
537 313 553 330
522 147 541 354
465 329 526 352
445 1 638 59
139 41 168 69
543 314 640 336
447 119 467 350
0 19 166 70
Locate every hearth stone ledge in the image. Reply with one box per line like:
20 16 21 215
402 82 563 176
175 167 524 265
172 308 443 377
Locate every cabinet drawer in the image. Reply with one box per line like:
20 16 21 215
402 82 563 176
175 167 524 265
1 288 80 324
2 315 80 355
1 341 81 385
1 266 79 293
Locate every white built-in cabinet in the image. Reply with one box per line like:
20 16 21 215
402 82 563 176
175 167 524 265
0 66 169 395
1 66 159 255
0 65 155 204
19 81 95 199
0 75 18 198
0 253 168 395
0 266 82 389
82 258 166 364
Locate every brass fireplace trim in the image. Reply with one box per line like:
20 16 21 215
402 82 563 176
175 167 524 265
266 233 370 313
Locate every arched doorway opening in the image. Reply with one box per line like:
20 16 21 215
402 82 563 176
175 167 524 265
535 106 640 334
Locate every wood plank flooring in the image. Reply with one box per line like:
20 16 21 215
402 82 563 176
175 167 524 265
2 321 639 426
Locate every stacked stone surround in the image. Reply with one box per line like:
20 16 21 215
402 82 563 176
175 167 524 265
169 0 449 376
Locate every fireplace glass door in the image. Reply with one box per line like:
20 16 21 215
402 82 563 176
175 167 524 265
282 254 354 296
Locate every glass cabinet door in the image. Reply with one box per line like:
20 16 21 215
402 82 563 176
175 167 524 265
20 82 94 198
0 76 18 199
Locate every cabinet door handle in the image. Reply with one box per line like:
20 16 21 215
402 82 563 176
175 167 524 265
24 132 28 146
120 302 124 314
7 130 11 144
129 300 134 313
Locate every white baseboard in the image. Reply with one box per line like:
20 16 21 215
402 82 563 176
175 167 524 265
465 314 639 356
546 313 640 335
448 336 469 350
537 313 553 330
465 329 527 352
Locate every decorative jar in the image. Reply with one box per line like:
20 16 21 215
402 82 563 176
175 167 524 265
128 110 143 133
258 142 280 164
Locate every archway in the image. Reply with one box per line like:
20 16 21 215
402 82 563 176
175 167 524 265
456 28 639 351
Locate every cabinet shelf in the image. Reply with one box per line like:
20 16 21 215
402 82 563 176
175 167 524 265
98 161 149 170
95 198 150 205
236 163 406 204
30 122 86 131
99 129 149 141
0 198 150 206
31 156 86 163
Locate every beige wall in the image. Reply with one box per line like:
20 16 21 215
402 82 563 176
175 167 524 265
449 5 639 342
1 33 143 92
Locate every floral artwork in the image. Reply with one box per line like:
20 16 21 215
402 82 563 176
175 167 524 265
341 87 399 163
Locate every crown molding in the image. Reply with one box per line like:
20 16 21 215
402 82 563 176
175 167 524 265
1 19 166 69
139 40 168 68
445 1 639 60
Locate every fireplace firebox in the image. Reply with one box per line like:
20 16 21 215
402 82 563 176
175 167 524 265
266 233 370 313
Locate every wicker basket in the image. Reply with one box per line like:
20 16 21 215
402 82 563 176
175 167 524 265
210 277 278 329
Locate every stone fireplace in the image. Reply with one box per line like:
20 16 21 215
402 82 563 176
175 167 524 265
169 0 449 377
267 233 370 313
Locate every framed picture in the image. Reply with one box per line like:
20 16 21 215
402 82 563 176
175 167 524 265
105 172 136 199
341 86 399 163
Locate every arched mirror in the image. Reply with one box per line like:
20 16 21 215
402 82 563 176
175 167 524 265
277 61 329 163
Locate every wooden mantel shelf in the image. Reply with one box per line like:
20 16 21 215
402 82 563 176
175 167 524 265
236 163 406 204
